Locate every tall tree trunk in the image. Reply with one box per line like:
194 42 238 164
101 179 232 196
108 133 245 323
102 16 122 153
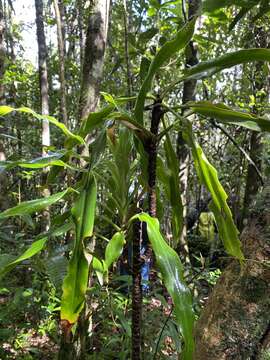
35 0 50 153
177 0 201 262
241 25 268 227
53 0 68 125
78 0 110 121
35 0 50 234
77 0 85 70
64 2 110 358
0 0 7 212
194 185 270 359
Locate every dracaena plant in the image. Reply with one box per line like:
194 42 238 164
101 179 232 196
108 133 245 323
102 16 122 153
1 12 270 360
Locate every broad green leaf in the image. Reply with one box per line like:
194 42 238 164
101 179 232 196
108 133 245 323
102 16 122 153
0 238 47 277
0 106 84 144
61 175 97 324
105 232 125 270
183 122 244 260
134 17 196 125
131 213 194 360
183 49 270 80
0 188 71 220
188 101 270 132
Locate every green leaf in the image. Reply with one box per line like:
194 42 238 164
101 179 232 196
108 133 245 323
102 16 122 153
0 188 71 220
79 105 115 137
164 136 183 246
61 175 97 324
202 0 259 12
105 232 125 270
131 213 194 360
0 154 79 171
183 122 244 260
134 17 196 125
0 106 84 144
183 48 270 80
0 238 47 277
188 101 270 132
93 257 105 286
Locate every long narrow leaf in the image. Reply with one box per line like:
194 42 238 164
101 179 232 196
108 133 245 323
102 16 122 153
0 188 72 220
183 48 270 80
61 175 97 324
134 18 196 125
131 213 194 360
188 101 270 132
0 106 84 144
183 122 244 260
164 135 183 246
0 238 47 277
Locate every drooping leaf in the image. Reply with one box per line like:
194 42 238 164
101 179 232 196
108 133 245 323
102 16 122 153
183 48 270 80
0 153 78 171
0 188 72 220
0 106 84 144
183 122 244 260
188 101 270 132
61 175 97 324
0 238 47 277
131 213 194 360
134 17 196 125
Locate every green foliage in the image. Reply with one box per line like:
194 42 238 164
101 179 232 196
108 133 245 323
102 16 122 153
188 101 270 132
61 174 97 324
0 189 71 220
131 213 194 360
183 122 244 260
134 17 196 124
0 238 47 278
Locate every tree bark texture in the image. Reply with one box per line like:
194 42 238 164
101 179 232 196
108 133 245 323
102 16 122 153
132 219 142 360
78 0 110 121
35 0 50 150
53 0 68 126
177 0 201 261
194 187 270 359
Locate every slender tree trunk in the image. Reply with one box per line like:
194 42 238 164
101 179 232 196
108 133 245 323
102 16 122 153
123 0 132 101
77 0 85 70
131 98 163 360
0 0 8 212
78 0 110 121
35 0 50 234
53 0 68 126
132 218 143 360
0 0 4 104
177 0 201 262
241 25 268 227
35 0 50 153
63 2 110 358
